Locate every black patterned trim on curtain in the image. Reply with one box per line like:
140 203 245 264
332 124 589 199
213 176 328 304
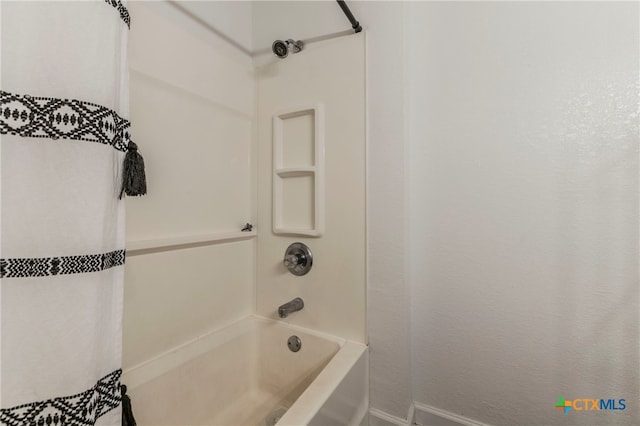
104 0 130 28
0 369 122 426
0 91 130 152
0 250 126 279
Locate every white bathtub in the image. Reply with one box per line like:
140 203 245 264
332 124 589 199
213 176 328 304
123 316 368 426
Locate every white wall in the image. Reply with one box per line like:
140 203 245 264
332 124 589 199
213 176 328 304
123 1 255 369
407 2 638 425
177 1 253 53
358 3 413 419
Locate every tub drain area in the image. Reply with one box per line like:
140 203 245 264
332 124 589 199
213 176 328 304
264 405 288 426
287 335 302 352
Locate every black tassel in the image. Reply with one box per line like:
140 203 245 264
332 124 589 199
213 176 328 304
120 141 147 199
121 385 137 426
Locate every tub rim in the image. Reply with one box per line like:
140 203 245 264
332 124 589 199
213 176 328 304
275 340 367 426
122 314 347 389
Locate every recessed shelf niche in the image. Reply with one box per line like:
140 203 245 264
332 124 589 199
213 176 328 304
273 104 325 237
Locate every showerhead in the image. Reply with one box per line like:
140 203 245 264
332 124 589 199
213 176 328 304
272 39 304 59
272 40 289 58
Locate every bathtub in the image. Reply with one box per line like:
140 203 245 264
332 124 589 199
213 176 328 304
122 316 368 426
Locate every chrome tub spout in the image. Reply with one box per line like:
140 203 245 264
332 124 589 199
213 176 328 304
278 297 304 318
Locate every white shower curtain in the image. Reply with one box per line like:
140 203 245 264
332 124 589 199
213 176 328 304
0 1 133 425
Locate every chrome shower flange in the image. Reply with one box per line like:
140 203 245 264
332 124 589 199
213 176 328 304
283 242 313 276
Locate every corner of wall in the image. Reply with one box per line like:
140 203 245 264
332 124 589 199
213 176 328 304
369 402 493 426
368 407 407 426
411 402 491 426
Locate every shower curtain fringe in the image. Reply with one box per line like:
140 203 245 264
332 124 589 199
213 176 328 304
120 141 147 199
121 385 137 426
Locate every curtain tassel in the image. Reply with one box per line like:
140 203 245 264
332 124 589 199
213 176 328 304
121 384 137 426
120 141 147 199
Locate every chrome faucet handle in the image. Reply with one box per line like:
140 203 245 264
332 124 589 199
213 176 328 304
283 243 313 276
283 254 302 268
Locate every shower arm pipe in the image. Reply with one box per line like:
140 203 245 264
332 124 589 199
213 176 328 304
336 0 362 33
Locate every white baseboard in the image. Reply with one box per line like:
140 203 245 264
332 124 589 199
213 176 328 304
411 402 492 426
368 408 407 426
369 402 491 426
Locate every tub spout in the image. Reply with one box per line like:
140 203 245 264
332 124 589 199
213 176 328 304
278 297 304 318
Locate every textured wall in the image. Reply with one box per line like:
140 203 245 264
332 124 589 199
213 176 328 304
406 2 639 425
359 3 413 419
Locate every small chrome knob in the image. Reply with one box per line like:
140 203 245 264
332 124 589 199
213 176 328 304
283 254 302 268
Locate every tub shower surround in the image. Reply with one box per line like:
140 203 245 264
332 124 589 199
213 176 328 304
0 1 140 425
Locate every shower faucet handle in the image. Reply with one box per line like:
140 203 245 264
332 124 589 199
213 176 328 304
283 243 313 276
284 253 302 268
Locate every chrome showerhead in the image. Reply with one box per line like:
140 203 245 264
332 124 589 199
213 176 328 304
272 39 304 59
